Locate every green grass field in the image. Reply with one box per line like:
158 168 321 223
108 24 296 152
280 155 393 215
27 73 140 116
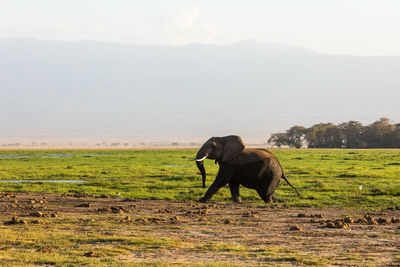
1 149 399 210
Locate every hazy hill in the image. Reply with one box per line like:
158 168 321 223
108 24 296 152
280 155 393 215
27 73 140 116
1 38 399 143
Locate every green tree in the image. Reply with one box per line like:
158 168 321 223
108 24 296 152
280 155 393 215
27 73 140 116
305 123 342 148
338 121 364 148
286 126 307 148
362 118 394 148
268 133 289 148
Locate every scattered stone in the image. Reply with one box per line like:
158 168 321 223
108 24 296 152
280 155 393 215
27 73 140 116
170 216 182 222
120 216 132 223
111 206 125 214
344 217 354 224
243 211 258 218
297 213 307 217
326 220 350 229
31 219 41 224
310 219 319 223
29 211 44 217
356 217 368 224
224 218 232 224
198 217 207 222
75 203 91 208
391 217 399 223
83 218 95 223
135 218 149 224
83 251 96 257
377 217 388 224
101 171 110 174
148 217 164 223
326 222 335 228
4 216 27 225
29 200 36 204
364 215 378 225
96 208 112 213
311 214 324 219
157 208 172 213
290 225 303 231
100 194 110 198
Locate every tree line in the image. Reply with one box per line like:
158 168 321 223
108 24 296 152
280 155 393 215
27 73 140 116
268 118 400 148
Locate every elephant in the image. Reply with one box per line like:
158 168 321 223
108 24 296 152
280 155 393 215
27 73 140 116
192 135 300 203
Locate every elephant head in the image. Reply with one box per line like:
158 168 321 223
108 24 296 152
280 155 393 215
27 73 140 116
192 135 245 188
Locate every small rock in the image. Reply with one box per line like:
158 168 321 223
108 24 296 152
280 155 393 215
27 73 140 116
290 225 303 231
297 213 307 217
31 219 41 224
310 219 319 223
224 219 232 224
356 217 368 224
120 216 132 223
4 216 27 225
135 218 148 224
344 217 354 224
51 213 58 218
391 217 399 223
311 214 323 218
170 216 182 222
377 217 388 224
326 222 336 228
83 251 96 257
29 211 44 217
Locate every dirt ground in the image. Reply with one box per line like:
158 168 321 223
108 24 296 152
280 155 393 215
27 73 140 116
1 192 400 266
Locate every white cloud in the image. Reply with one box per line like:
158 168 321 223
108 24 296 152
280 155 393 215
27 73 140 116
161 5 219 45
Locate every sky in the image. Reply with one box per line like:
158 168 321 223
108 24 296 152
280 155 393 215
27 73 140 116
1 0 400 56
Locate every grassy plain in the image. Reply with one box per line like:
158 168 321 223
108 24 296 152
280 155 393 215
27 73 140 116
0 148 399 210
0 149 399 266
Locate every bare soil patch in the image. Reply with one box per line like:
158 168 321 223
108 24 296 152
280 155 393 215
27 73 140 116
1 191 399 265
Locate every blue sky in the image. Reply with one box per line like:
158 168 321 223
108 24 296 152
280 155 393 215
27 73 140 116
1 0 400 55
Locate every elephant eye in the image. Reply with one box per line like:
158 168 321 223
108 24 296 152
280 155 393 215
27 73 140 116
211 141 216 148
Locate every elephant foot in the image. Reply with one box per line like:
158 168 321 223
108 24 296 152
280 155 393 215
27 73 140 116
232 197 242 204
198 197 208 203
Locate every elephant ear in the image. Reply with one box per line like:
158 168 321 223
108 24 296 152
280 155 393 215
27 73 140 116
222 135 245 162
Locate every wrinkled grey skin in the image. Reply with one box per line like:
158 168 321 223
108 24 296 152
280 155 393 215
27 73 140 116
194 135 300 203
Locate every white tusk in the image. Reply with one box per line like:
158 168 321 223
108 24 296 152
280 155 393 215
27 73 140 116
189 156 207 161
195 156 207 161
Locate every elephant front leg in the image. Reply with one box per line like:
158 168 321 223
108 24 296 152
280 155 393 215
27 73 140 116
229 182 241 203
198 165 236 203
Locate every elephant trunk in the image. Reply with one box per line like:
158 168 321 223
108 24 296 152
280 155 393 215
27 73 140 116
195 144 209 188
196 160 206 188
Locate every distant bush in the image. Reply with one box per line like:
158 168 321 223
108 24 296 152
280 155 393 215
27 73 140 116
268 118 400 148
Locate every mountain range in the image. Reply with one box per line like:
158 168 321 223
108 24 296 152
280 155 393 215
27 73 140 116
1 38 399 144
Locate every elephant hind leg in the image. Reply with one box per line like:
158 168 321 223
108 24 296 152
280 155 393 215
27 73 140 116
229 182 241 203
256 189 273 203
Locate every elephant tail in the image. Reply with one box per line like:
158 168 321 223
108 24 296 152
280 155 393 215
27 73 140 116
282 173 301 197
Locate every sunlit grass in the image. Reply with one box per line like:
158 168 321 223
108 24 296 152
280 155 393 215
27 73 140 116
0 148 399 210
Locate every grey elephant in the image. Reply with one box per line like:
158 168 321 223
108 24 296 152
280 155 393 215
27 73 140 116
192 135 300 203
